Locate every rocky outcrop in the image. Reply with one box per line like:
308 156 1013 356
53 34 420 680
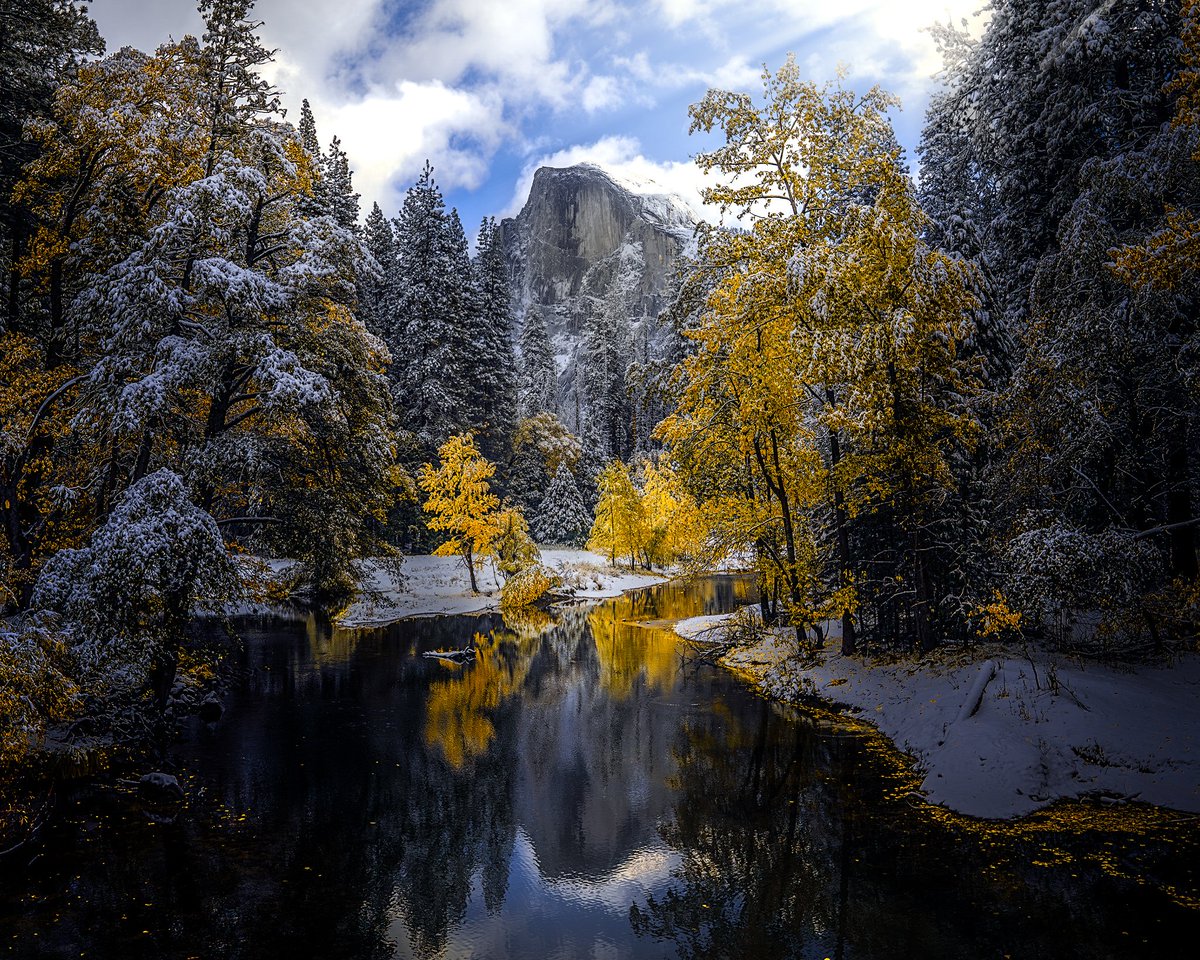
500 164 698 446
501 164 695 324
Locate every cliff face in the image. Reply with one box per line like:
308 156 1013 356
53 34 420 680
500 164 697 447
502 164 694 320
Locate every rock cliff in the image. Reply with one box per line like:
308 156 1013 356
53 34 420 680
500 164 697 452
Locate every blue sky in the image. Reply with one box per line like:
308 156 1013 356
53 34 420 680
92 0 986 232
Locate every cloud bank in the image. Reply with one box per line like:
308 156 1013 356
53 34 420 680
91 1 987 218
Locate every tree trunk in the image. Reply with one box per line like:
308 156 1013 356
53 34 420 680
827 423 858 655
1165 427 1198 581
465 547 479 593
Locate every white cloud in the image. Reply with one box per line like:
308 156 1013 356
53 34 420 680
663 1 986 95
581 75 625 113
88 0 990 222
320 80 510 213
614 51 761 95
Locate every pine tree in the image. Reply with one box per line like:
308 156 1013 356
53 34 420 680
298 97 320 156
389 162 469 452
471 216 518 466
536 463 590 546
518 309 557 417
359 201 396 334
323 135 360 229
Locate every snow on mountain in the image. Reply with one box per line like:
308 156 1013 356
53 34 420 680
500 163 697 444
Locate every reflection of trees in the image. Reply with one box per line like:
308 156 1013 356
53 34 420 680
590 606 679 696
423 632 530 768
630 699 843 960
14 577 1189 960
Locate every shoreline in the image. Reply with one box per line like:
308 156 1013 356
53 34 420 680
675 611 1200 821
335 549 668 627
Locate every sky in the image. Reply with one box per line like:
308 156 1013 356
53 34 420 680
89 0 987 232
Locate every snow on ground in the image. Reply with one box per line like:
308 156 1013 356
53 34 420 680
339 549 665 627
675 611 1200 820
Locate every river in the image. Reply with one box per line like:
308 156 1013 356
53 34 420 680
1 575 1197 958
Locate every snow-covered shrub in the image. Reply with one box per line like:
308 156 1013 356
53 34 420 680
500 564 561 610
0 614 77 773
32 469 237 689
1004 520 1161 644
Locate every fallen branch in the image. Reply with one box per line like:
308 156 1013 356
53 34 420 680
955 659 998 723
422 647 475 663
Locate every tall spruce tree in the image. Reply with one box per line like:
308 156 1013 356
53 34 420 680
518 309 558 417
389 163 469 453
359 201 396 334
471 217 518 466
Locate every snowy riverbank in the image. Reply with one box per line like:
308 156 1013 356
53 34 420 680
337 549 666 626
675 612 1200 820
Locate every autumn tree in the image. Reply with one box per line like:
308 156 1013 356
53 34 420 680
664 58 984 652
13 0 402 603
0 0 102 334
420 433 502 593
588 460 646 568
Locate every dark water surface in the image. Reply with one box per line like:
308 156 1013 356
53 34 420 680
2 576 1198 959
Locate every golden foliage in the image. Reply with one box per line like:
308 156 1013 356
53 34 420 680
662 59 980 646
420 434 502 589
588 459 647 568
970 591 1025 641
499 564 559 610
423 631 528 768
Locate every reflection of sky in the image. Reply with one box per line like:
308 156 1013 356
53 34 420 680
388 829 682 959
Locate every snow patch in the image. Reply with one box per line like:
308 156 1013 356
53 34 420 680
338 549 666 627
676 614 1200 820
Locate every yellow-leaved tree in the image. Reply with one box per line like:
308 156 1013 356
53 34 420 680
662 57 981 653
588 460 647 568
420 433 501 593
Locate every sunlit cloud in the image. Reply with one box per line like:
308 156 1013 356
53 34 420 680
90 0 988 223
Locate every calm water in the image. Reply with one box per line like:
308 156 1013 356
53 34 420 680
1 576 1198 959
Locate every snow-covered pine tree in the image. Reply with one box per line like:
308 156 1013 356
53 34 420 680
358 201 396 335
536 462 590 546
470 216 518 466
518 309 557 418
578 302 633 462
389 162 470 453
442 206 481 432
298 97 320 156
323 135 360 230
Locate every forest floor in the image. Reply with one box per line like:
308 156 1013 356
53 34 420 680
675 611 1200 820
337 549 665 626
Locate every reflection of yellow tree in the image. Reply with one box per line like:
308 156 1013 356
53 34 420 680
304 615 362 665
588 608 678 698
499 605 555 641
423 632 530 768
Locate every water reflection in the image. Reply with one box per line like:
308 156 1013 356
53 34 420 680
0 576 1195 960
